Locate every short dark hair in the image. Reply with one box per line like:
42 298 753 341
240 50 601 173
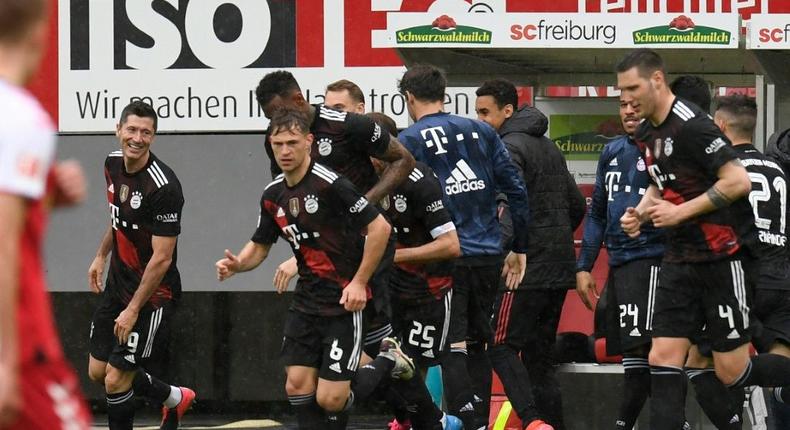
476 79 518 110
120 100 158 132
0 0 46 42
615 48 665 79
326 79 365 104
255 70 301 109
269 107 311 136
366 112 398 137
398 65 446 103
670 75 712 112
715 94 757 138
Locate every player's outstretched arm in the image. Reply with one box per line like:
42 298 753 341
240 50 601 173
646 160 750 228
341 214 391 312
394 229 461 264
365 137 415 204
88 224 113 294
0 193 25 426
216 241 271 282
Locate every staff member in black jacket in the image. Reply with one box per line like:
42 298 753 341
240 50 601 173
475 79 586 430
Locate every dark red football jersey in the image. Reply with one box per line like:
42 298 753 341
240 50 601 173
635 98 756 263
380 162 455 303
266 105 391 192
104 151 184 308
252 161 382 316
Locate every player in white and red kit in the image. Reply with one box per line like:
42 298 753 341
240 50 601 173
0 1 91 429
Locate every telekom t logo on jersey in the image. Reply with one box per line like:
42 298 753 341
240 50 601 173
605 171 621 201
421 126 449 155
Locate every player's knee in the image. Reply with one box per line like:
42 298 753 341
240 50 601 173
315 389 348 412
685 348 713 369
103 368 132 394
714 360 746 386
649 346 681 366
284 375 315 396
87 365 106 385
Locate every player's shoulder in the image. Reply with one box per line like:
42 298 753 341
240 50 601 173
317 104 349 124
407 162 436 184
0 82 53 131
672 98 718 136
263 173 286 194
310 162 340 185
144 155 182 192
105 150 124 164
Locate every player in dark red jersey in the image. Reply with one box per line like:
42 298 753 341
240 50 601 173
215 108 403 430
258 73 412 362
617 48 790 428
86 101 194 430
267 81 439 430
0 2 92 429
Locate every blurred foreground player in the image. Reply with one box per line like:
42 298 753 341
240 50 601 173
0 0 91 428
87 101 194 430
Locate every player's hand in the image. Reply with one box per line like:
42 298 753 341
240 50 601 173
274 257 298 294
645 197 683 228
0 363 21 427
216 249 241 281
113 307 139 345
339 281 367 312
501 252 527 290
620 207 643 238
52 160 87 207
575 271 599 311
88 256 106 293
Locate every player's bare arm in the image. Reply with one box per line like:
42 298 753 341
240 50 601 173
646 160 750 228
341 214 391 312
621 185 661 237
216 241 271 282
88 224 113 294
114 235 176 344
0 193 25 426
364 137 415 204
394 229 460 265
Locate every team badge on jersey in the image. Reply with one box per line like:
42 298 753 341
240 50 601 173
664 137 674 157
637 158 646 172
130 191 143 209
289 197 300 217
380 195 391 211
304 194 319 214
394 194 408 213
318 138 333 156
119 184 129 203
